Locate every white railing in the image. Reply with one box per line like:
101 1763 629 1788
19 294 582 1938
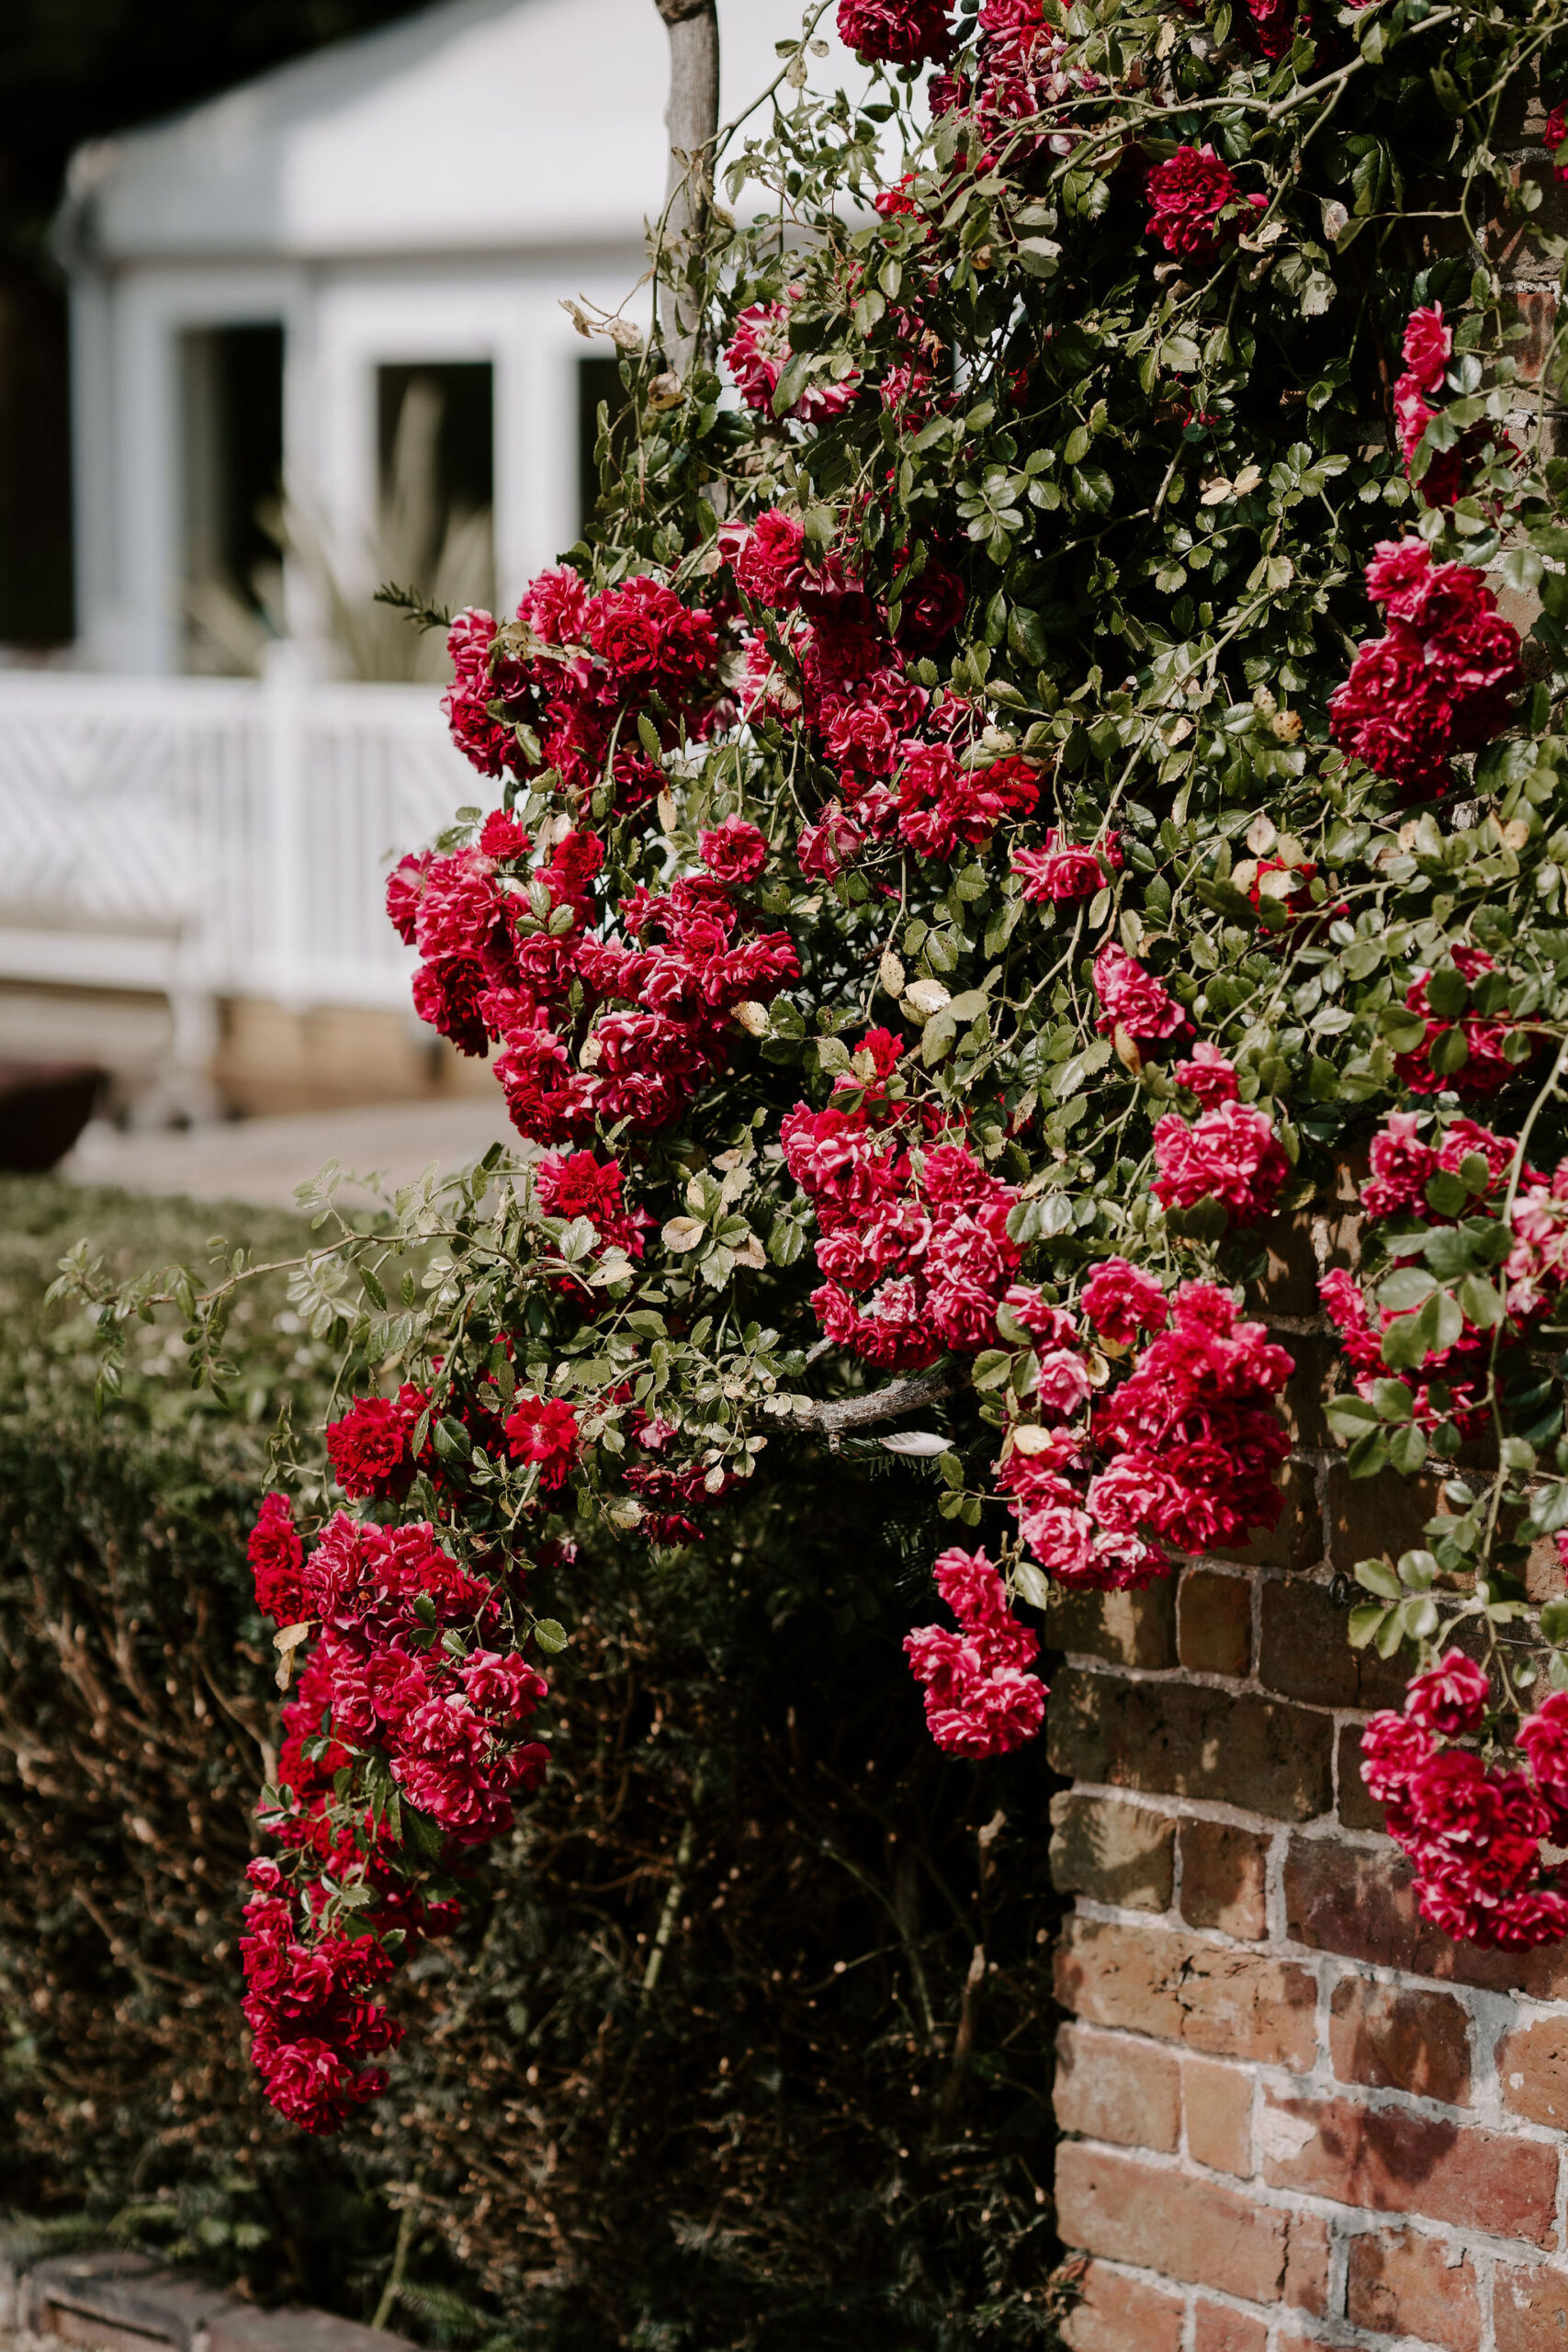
0 669 475 1020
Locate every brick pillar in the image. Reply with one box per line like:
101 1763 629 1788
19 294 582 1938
1045 1204 1568 2352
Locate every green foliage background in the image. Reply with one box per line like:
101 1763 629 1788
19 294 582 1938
0 1179 1066 2351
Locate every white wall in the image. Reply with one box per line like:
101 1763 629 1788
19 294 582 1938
73 261 310 672
73 246 647 673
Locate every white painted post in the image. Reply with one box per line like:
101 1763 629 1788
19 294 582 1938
264 641 310 1012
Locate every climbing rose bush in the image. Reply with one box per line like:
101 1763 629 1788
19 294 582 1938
64 0 1568 2120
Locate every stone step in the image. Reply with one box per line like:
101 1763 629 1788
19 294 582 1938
0 2237 411 2352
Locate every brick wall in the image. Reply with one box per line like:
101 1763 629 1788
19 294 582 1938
1044 1209 1568 2352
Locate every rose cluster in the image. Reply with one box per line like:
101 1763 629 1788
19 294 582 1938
727 290 862 425
1174 0 1309 61
782 1034 1024 1368
241 1864 406 2135
1144 146 1265 261
1329 538 1523 800
729 512 1043 876
1322 1109 1555 1436
904 1545 1045 1757
390 718 798 1148
242 1495 549 2128
1152 1057 1292 1227
1092 944 1188 1043
837 0 953 67
1393 301 1512 510
998 1273 1293 1592
444 567 723 810
929 0 1097 167
1361 1655 1568 1950
1394 943 1517 1102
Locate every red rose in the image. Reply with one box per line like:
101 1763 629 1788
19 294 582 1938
1144 145 1264 260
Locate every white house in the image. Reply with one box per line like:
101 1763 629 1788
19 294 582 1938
57 0 852 676
0 0 859 1120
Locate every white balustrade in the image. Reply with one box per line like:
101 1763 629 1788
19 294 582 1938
0 670 473 1021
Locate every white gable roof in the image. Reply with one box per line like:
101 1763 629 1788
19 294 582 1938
65 0 863 264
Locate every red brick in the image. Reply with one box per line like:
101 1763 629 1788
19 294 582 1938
1179 1818 1269 1940
1336 1724 1384 1832
1055 2142 1317 2305
1510 285 1560 385
1284 2210 1331 2317
1346 2229 1481 2352
1054 2022 1180 2154
1326 1463 1448 1573
1494 2260 1568 2352
1284 1836 1568 1997
1049 1792 1175 1911
1193 2301 1269 2352
1044 1581 1177 1668
1258 1576 1411 1710
1498 2013 1568 2129
1256 1207 1325 1317
1179 1568 1252 1678
1055 1917 1318 2069
1329 1977 1472 2108
1259 2093 1558 2246
1184 2056 1254 2177
1280 1331 1337 1449
1056 2259 1184 2352
1218 1455 1322 1571
1048 1669 1334 1821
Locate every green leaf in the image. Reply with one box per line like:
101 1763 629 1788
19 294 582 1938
1423 1170 1468 1217
771 354 812 416
1070 464 1114 513
1429 1025 1471 1078
1348 1602 1391 1650
1529 1483 1568 1537
1379 1266 1436 1312
1430 1288 1464 1351
972 1349 1015 1390
637 711 663 762
1371 1378 1415 1422
1458 1273 1505 1329
1379 1007 1429 1053
1355 1557 1403 1600
534 1618 569 1654
1540 1598 1568 1646
1387 1420 1428 1476
1429 63 1466 113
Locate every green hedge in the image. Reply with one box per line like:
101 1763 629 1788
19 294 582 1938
0 1180 1066 2350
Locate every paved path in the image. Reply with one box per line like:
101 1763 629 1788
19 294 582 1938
59 1099 521 1210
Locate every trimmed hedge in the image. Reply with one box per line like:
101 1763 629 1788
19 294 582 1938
0 1180 1066 2349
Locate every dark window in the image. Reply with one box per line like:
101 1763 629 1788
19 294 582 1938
377 360 493 537
0 268 73 647
577 356 635 538
181 322 285 636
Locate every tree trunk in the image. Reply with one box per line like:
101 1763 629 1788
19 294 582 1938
653 0 720 379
